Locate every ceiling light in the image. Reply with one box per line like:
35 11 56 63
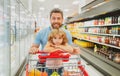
39 7 44 10
54 4 59 8
38 0 45 2
11 6 15 9
21 11 25 14
64 9 69 12
33 14 36 17
72 0 79 5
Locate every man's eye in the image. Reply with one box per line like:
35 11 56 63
52 17 55 20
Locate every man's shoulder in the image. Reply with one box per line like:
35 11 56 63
61 28 70 33
41 27 50 31
38 27 50 33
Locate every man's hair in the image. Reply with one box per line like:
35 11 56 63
48 29 68 45
50 8 63 18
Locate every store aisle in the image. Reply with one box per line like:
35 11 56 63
81 58 104 76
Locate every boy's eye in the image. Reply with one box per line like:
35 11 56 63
59 37 62 39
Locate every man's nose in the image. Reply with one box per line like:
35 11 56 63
54 18 58 22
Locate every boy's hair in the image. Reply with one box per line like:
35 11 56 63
48 29 68 45
50 8 63 18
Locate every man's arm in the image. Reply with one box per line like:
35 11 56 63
29 30 42 54
67 31 73 45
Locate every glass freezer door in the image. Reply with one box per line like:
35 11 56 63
10 0 20 75
0 0 11 76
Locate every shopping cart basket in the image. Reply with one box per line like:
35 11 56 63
26 50 89 76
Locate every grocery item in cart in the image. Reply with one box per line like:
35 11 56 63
28 69 41 76
50 71 60 76
28 68 48 76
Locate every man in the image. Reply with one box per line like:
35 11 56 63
29 8 72 54
29 8 73 75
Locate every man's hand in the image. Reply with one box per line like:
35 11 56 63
29 47 39 54
72 47 80 54
29 44 39 54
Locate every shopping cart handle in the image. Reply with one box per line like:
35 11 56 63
38 50 71 63
35 50 48 54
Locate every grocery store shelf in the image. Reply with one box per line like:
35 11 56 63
78 23 120 28
67 0 120 23
80 32 120 37
81 38 120 50
81 0 105 11
79 46 120 76
72 36 120 50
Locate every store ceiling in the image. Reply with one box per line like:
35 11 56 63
20 0 82 19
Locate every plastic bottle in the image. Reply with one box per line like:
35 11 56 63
118 16 120 23
94 45 97 53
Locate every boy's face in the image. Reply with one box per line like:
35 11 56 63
50 13 63 29
52 35 63 45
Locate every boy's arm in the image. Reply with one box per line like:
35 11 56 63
55 43 74 53
43 42 59 52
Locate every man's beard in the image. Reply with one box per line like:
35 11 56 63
51 23 62 29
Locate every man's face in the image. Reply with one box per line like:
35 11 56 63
50 13 63 29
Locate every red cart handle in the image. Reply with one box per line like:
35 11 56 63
38 50 71 63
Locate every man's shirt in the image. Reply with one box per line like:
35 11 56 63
34 26 72 50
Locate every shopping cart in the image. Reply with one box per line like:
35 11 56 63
26 50 89 76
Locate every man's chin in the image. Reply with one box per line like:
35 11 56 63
54 27 59 29
52 24 62 29
52 26 60 29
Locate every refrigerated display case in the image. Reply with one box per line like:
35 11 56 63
0 0 11 76
0 0 36 75
10 0 34 76
10 0 20 75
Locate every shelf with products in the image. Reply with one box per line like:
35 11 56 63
67 0 120 23
78 38 120 50
67 12 120 73
80 32 120 37
67 9 120 50
73 38 120 75
78 23 120 28
66 0 120 75
79 45 120 76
